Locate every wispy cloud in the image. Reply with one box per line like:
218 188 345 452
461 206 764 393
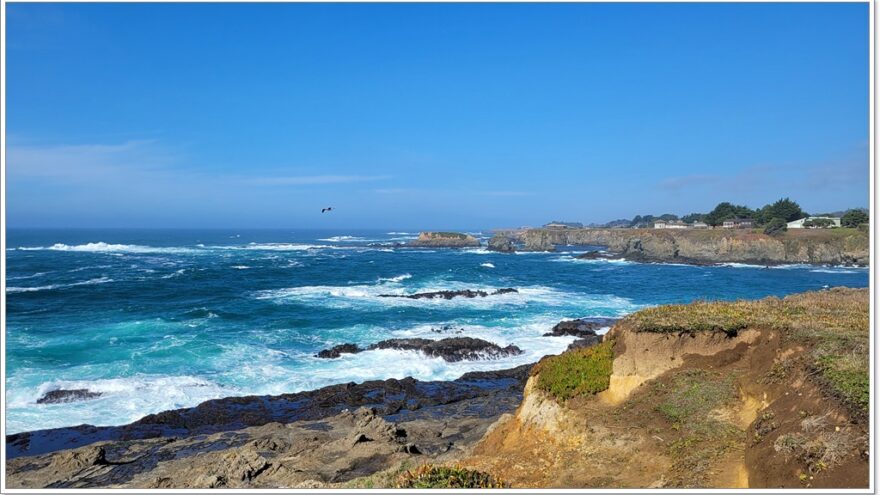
247 175 390 186
374 188 533 197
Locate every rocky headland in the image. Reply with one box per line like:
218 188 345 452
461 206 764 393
407 232 481 248
6 290 868 489
488 228 869 266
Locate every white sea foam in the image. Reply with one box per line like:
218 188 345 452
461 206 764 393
160 269 188 279
7 277 113 293
810 268 861 274
17 242 197 254
6 375 232 434
386 232 415 235
8 272 48 280
377 273 412 283
231 265 251 270
318 236 367 242
481 263 495 268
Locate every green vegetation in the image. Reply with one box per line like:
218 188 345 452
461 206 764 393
431 232 469 239
533 339 614 401
394 464 506 488
755 197 806 224
763 217 788 235
803 218 835 228
623 288 869 415
841 208 869 228
703 202 755 226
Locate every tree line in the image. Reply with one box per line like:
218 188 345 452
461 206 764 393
603 199 868 234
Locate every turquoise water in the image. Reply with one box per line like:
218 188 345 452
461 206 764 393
5 228 869 434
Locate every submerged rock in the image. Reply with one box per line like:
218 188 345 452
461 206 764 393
37 389 103 404
378 288 517 300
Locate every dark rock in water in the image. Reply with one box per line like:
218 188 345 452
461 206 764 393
543 318 618 338
567 335 602 351
316 343 362 359
488 235 517 252
316 337 522 362
369 337 523 362
378 288 518 300
36 389 103 404
576 250 621 260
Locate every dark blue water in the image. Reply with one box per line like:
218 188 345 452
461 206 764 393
5 228 868 433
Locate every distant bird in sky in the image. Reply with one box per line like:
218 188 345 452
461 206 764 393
321 207 334 213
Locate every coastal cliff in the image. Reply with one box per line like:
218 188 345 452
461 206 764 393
408 232 481 248
492 228 868 265
463 288 868 488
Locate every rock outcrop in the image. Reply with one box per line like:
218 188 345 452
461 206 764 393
408 232 481 248
491 228 868 266
379 288 517 300
36 389 103 404
487 235 516 252
316 337 523 362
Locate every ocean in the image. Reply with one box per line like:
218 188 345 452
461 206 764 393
4 228 869 434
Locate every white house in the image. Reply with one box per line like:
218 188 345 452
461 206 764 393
722 218 753 229
692 221 709 229
787 217 841 229
654 220 687 229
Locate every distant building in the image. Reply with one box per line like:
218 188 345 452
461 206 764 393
544 221 584 229
692 221 709 229
787 217 841 229
722 218 753 229
654 220 687 229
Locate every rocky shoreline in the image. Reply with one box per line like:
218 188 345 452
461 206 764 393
487 228 869 266
5 316 612 488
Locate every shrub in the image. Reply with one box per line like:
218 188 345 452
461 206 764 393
841 209 869 228
763 217 787 235
534 339 614 401
394 464 506 488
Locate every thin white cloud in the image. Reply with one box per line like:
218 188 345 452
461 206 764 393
247 175 390 186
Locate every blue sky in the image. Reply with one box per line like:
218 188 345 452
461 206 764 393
6 3 869 229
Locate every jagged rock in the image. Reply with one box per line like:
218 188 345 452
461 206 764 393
315 343 361 359
567 335 602 351
488 235 517 252
50 446 107 470
37 389 103 404
378 288 517 300
368 337 523 362
543 318 618 338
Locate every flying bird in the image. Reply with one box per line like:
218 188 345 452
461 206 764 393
321 207 334 213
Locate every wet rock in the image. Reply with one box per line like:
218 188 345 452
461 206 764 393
369 337 523 362
543 318 618 338
488 235 517 252
315 343 361 359
378 288 518 300
37 389 103 404
576 250 622 260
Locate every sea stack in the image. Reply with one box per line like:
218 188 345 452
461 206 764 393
407 232 481 248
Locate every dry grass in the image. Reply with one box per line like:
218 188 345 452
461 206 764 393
393 464 506 488
623 288 869 416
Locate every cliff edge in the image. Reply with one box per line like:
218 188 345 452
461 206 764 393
492 228 868 266
408 232 481 248
462 288 869 488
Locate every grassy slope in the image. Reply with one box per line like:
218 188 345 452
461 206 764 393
623 288 869 416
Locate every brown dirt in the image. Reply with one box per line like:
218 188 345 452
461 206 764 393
461 325 868 488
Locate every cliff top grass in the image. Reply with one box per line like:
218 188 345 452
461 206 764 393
421 231 470 239
622 288 869 415
533 339 614 401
